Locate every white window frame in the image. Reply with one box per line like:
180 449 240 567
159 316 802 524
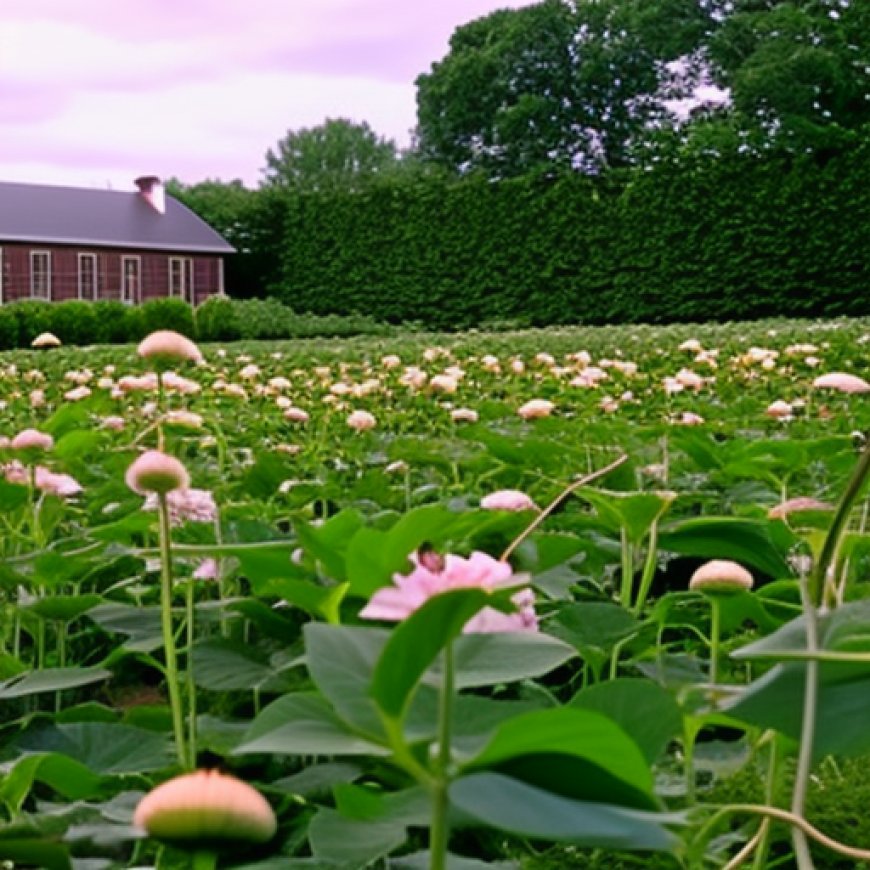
30 250 51 300
169 256 185 299
121 255 141 304
78 253 98 301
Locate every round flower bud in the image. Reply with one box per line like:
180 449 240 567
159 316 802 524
137 330 202 365
480 490 538 512
689 560 754 595
11 428 54 452
812 372 870 394
347 409 376 431
126 450 190 495
134 769 277 845
31 332 62 349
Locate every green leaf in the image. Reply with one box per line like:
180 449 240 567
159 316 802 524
0 838 71 870
0 667 111 700
251 577 347 623
304 623 389 738
13 723 173 774
295 510 365 582
271 763 362 797
0 480 29 512
26 594 103 622
53 430 101 461
0 754 101 806
659 517 792 578
371 588 490 720
579 489 674 544
191 639 297 692
234 694 390 757
427 631 576 690
570 678 683 765
463 707 656 809
450 773 679 849
87 602 163 652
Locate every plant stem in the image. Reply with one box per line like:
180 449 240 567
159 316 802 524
619 529 634 609
185 576 198 766
709 597 722 691
632 519 659 614
190 849 217 870
158 492 189 769
791 576 819 869
430 640 455 870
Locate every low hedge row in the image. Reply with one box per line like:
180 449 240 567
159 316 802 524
0 296 388 351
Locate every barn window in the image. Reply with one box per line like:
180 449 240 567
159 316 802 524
78 253 97 300
30 251 51 300
122 256 140 304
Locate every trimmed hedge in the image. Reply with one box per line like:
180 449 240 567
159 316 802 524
273 138 870 328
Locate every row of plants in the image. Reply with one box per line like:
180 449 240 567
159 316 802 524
0 297 389 351
0 315 868 868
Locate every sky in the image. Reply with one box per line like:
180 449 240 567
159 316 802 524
1 0 536 191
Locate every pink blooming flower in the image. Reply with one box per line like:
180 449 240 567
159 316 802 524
193 558 220 580
480 490 538 512
360 550 538 634
144 488 217 525
35 467 83 498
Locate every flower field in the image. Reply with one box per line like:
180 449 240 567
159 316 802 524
1 316 870 869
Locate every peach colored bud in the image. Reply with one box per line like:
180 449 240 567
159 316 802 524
284 407 310 423
480 490 538 511
64 385 91 402
765 400 793 419
768 497 833 520
347 409 376 431
812 372 870 394
518 399 554 420
31 332 61 349
11 428 53 451
134 769 276 844
689 560 754 594
451 407 479 423
429 374 458 394
125 450 190 495
137 330 202 364
678 338 702 353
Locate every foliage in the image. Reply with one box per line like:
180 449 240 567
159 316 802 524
195 295 241 343
414 0 709 178
139 297 196 338
262 118 400 193
274 136 870 328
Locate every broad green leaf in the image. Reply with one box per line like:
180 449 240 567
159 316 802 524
371 588 490 720
304 623 389 738
271 763 362 797
427 631 576 689
53 430 101 461
450 773 679 849
0 667 111 700
87 602 163 653
552 601 641 654
0 753 100 805
251 577 347 623
0 838 71 870
191 639 297 692
13 723 172 774
234 694 389 757
570 678 683 765
463 707 655 809
295 510 365 582
26 594 103 622
0 480 29 512
659 517 791 579
579 489 675 544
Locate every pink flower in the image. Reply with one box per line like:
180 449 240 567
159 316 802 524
518 399 554 420
193 558 219 580
347 409 376 431
126 450 190 495
35 467 83 498
812 372 870 394
360 550 537 634
137 330 202 364
11 428 54 451
480 490 538 512
144 488 217 525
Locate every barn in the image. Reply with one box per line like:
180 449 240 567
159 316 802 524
0 177 234 306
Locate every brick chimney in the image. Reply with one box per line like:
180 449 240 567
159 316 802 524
134 175 165 214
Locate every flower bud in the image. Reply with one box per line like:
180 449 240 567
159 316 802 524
689 560 754 595
126 450 190 495
137 330 202 365
11 428 54 452
134 769 276 845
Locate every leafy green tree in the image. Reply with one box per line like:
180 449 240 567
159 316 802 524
166 179 285 298
413 0 710 178
706 0 870 155
261 118 400 193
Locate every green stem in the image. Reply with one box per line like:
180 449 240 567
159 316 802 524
430 640 455 870
709 597 722 691
619 529 634 609
158 492 189 769
185 577 198 767
632 520 659 615
752 733 780 870
791 577 820 869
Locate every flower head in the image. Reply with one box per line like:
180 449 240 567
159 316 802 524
126 450 190 495
31 332 61 349
360 550 537 634
812 372 870 394
11 428 54 452
137 331 202 365
480 490 538 512
144 487 217 524
134 769 276 845
518 399 554 420
689 560 754 595
347 409 376 431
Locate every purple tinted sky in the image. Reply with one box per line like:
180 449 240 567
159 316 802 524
1 0 534 191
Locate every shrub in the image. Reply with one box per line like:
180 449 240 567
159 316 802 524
196 295 241 342
0 307 18 350
91 301 136 344
50 301 99 346
233 298 291 340
140 297 196 338
10 301 56 346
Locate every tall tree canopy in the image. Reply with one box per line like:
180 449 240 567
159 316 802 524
414 0 710 178
706 0 870 155
261 118 400 193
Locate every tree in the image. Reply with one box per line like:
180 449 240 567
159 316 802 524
705 0 870 156
261 118 400 193
413 0 710 178
166 179 285 297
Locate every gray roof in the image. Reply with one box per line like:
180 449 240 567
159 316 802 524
0 181 234 254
